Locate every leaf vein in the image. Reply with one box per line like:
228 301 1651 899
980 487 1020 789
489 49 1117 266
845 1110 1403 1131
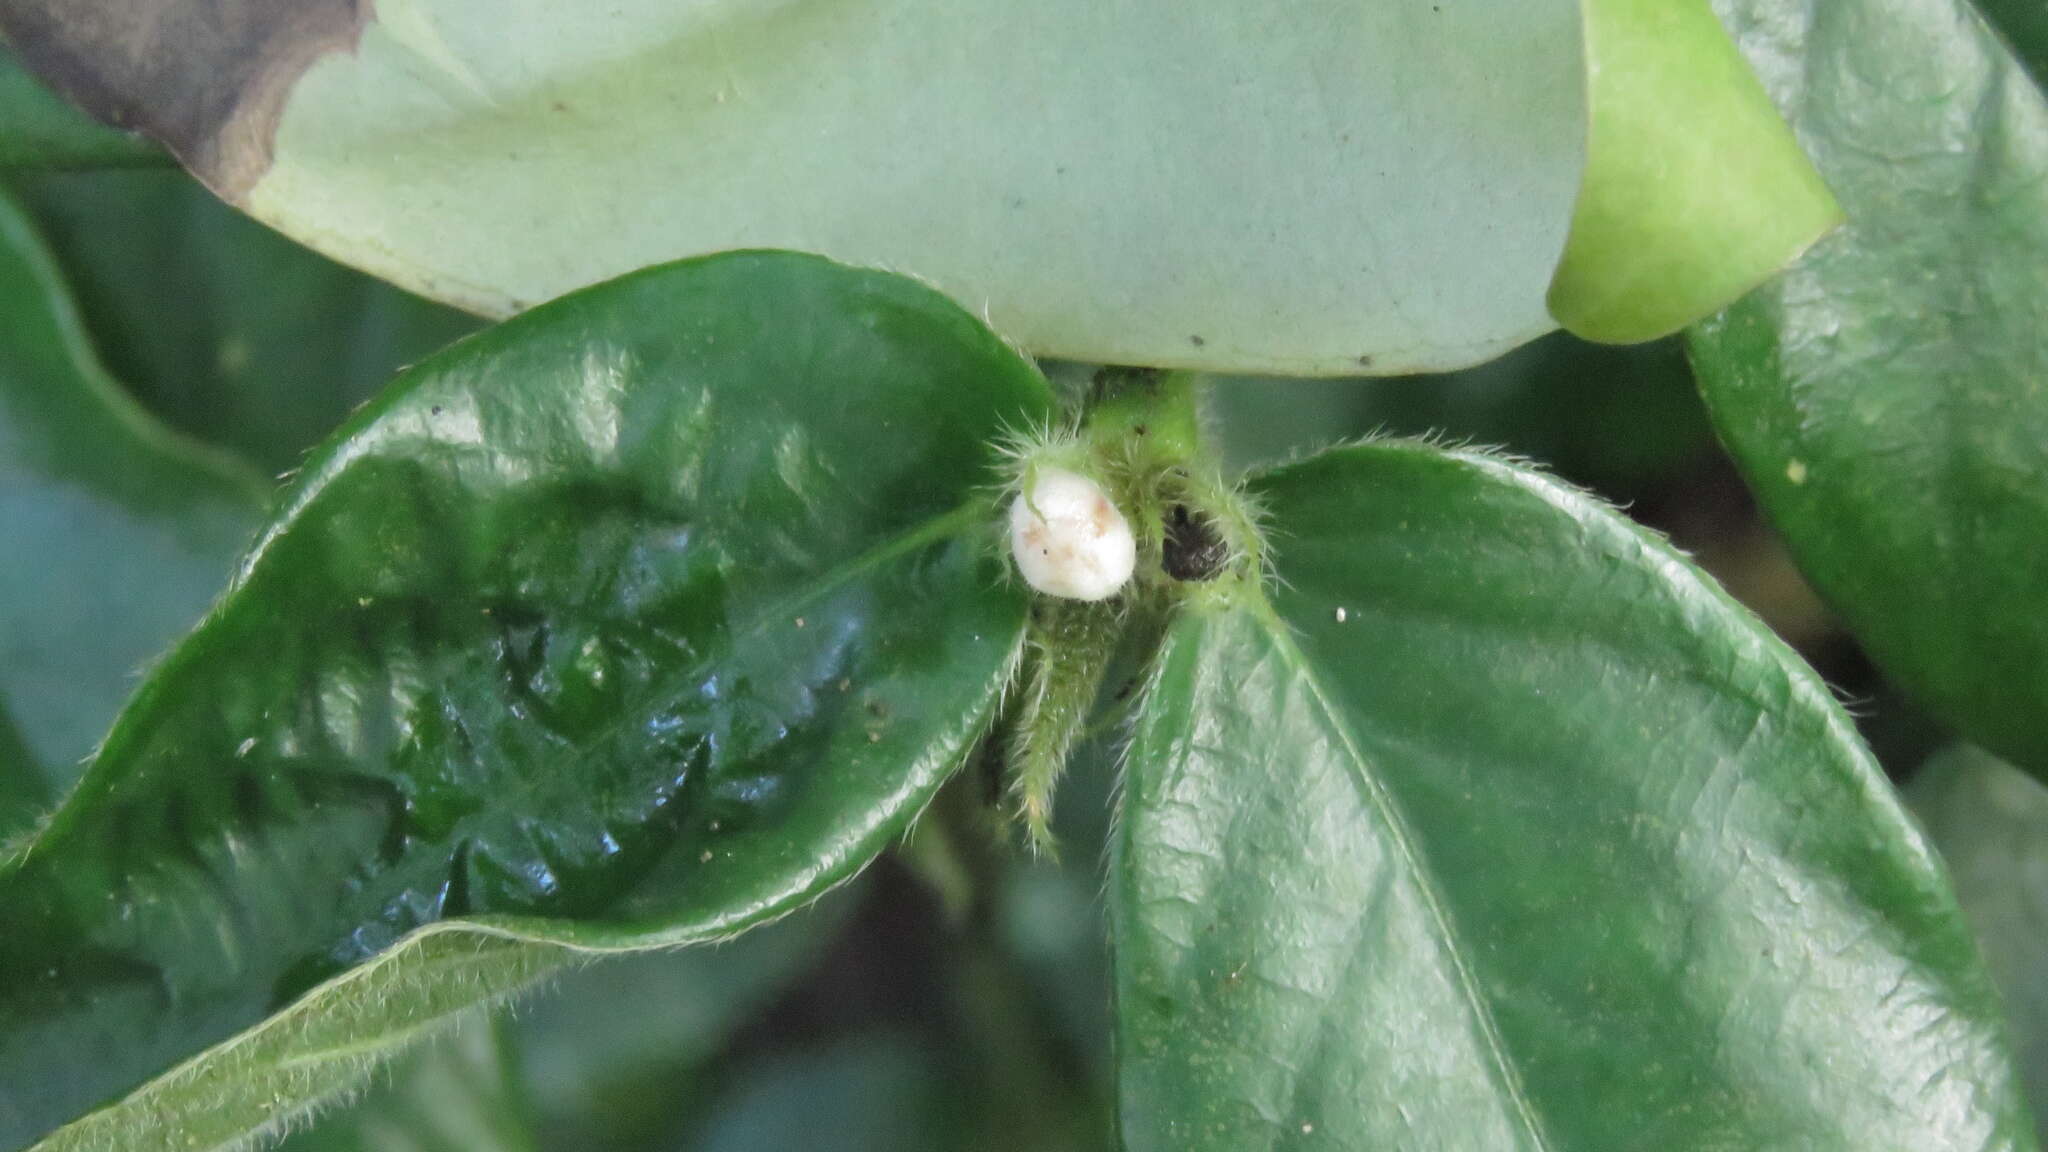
1246 600 1557 1152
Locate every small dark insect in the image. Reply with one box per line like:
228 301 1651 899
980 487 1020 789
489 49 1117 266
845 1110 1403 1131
1162 504 1229 582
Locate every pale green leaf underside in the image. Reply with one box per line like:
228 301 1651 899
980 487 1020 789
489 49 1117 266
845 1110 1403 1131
241 0 1833 370
28 925 566 1152
44 887 847 1152
241 0 1835 371
241 0 1587 375
276 1011 538 1152
6 1 1834 371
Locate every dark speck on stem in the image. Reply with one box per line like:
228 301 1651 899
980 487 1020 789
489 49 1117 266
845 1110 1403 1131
1163 505 1229 582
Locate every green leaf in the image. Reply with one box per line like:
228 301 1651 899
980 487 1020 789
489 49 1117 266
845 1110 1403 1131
276 1011 540 1152
0 250 1048 1151
1972 0 2048 83
276 898 839 1152
0 47 163 169
1688 0 2048 775
1908 745 2048 1144
1113 440 2034 1149
1 0 1856 370
0 0 1594 374
30 928 567 1152
7 168 479 472
0 162 459 819
85 893 842 1152
0 183 267 814
1545 0 1839 342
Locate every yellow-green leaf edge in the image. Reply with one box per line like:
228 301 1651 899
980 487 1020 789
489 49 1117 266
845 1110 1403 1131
1546 0 1842 343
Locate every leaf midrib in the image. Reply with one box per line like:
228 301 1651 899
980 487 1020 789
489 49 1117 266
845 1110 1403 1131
1241 595 1557 1152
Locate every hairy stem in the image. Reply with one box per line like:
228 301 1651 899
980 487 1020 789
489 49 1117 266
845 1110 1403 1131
1009 598 1121 853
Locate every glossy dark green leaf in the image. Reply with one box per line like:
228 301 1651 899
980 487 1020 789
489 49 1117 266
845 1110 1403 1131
1689 0 2048 776
7 168 479 472
1909 745 2048 1144
1113 440 2033 1150
0 184 266 818
0 47 163 169
1973 0 2048 82
0 250 1048 1151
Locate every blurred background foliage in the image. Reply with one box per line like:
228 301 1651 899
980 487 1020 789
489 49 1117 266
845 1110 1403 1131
11 168 479 473
0 43 2031 1152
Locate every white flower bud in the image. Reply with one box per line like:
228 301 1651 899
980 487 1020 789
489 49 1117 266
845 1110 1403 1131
1008 466 1136 601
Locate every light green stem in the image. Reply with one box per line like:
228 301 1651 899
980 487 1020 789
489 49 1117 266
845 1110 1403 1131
1009 598 1121 853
